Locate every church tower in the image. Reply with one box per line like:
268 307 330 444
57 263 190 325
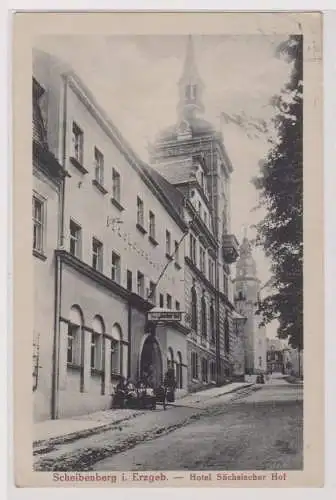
150 35 240 386
234 231 267 375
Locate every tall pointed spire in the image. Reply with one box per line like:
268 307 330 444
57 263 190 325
179 35 201 84
177 35 205 120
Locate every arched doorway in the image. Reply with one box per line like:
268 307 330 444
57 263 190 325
140 335 163 387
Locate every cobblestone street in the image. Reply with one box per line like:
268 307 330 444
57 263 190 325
34 378 303 472
97 378 303 471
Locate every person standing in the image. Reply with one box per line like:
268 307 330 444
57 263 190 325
164 368 177 403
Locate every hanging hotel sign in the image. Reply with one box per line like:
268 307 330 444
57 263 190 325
147 309 183 323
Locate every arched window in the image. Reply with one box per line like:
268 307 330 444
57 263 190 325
91 315 105 372
210 300 215 342
176 351 183 389
111 323 122 377
191 286 198 332
167 347 174 371
201 294 207 338
67 305 84 367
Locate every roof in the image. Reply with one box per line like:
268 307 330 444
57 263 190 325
33 78 47 147
33 77 66 180
153 160 194 186
141 163 186 219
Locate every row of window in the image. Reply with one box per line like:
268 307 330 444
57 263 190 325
72 122 122 200
67 321 122 379
33 198 180 309
137 196 181 263
189 234 215 284
190 287 231 352
190 287 216 341
189 233 229 296
191 352 216 383
70 218 180 306
73 120 181 259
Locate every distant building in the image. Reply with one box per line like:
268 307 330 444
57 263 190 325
266 338 285 373
233 234 267 374
150 36 240 389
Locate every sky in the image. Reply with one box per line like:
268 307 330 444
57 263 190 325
36 35 294 339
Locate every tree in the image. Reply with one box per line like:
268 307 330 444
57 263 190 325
252 35 303 351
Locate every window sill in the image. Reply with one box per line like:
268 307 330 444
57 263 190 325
33 248 47 261
136 223 147 234
67 362 81 371
69 250 81 260
91 368 104 377
148 235 159 246
111 277 121 286
165 253 174 261
110 197 125 211
92 179 108 195
174 261 182 270
69 156 88 174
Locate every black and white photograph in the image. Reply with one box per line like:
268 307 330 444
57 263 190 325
12 11 323 487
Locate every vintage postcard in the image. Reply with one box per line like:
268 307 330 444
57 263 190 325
12 11 323 488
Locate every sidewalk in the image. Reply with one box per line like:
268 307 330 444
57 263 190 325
33 381 252 448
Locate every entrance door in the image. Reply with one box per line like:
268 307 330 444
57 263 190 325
140 335 163 387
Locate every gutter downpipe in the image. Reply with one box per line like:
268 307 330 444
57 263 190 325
51 75 67 419
127 301 132 379
215 247 221 386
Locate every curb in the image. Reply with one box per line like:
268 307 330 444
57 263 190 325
174 383 255 405
33 383 254 451
34 384 259 471
33 411 146 451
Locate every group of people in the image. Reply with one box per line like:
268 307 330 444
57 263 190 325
113 368 177 409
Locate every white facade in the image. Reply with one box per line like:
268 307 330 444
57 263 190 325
33 49 189 421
